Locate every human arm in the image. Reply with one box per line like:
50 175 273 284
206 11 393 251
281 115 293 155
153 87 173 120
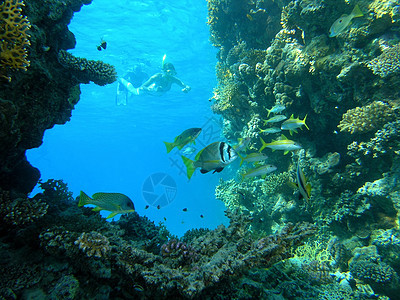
171 76 191 93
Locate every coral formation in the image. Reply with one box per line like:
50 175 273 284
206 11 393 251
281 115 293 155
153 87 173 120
58 50 117 86
367 43 400 78
0 0 31 81
75 231 110 258
207 0 400 297
338 101 395 134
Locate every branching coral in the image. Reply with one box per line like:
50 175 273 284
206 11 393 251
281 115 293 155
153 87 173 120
0 0 31 82
338 101 395 134
57 50 117 86
367 43 400 78
75 231 110 258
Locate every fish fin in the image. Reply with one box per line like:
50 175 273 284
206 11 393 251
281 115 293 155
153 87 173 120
351 4 363 18
181 156 196 179
213 167 224 173
92 206 103 212
106 212 119 219
284 151 289 155
163 141 175 153
303 114 309 130
195 148 206 160
78 191 92 207
238 153 244 166
176 144 185 150
280 134 288 140
200 169 210 174
306 182 312 196
259 137 268 152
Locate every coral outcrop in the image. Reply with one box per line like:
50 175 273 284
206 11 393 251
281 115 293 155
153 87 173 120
208 0 400 298
0 181 317 299
0 0 31 82
0 0 115 197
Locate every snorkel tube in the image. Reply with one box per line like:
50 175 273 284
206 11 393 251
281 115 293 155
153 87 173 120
162 54 167 69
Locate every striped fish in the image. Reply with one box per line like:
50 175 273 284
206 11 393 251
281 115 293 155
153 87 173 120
296 160 311 202
181 142 238 179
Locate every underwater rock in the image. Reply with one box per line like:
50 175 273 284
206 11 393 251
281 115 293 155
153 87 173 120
310 152 340 175
0 0 114 196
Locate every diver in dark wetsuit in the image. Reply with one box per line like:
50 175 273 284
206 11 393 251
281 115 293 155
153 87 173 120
116 64 149 105
136 62 191 95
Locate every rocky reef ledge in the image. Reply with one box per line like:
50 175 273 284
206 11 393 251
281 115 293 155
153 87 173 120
0 0 116 196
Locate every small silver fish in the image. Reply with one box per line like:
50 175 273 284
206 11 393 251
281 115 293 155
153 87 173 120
329 5 363 37
260 127 282 134
242 164 277 179
259 135 302 155
281 114 309 135
267 104 286 117
239 152 268 166
234 137 251 152
181 146 196 155
263 115 287 125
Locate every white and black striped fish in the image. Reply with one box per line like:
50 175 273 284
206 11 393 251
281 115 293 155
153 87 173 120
296 159 311 203
181 142 238 179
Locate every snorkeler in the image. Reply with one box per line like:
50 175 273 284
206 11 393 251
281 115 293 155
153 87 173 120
134 62 191 96
116 64 149 105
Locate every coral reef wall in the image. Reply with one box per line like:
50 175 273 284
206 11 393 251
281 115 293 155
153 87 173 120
209 0 400 298
0 0 116 195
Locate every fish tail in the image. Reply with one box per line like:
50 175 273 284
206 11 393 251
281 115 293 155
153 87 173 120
267 109 271 118
351 4 363 18
303 114 310 130
238 153 244 166
78 191 92 207
259 137 268 152
163 141 175 153
181 156 196 180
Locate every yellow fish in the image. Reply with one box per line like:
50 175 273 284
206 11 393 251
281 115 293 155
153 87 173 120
164 128 202 153
259 135 302 154
329 5 363 37
281 114 309 135
78 191 135 219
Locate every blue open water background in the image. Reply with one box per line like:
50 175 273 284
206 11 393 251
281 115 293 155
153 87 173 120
27 0 231 236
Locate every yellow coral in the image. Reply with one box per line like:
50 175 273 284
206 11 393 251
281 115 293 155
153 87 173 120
338 101 395 134
292 240 334 265
0 0 31 82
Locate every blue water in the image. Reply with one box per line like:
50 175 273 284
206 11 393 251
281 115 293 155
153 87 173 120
27 0 229 236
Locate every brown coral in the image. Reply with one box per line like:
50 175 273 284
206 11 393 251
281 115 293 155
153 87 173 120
0 189 48 225
74 231 110 258
57 50 117 86
338 101 395 134
0 0 31 82
367 43 400 78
